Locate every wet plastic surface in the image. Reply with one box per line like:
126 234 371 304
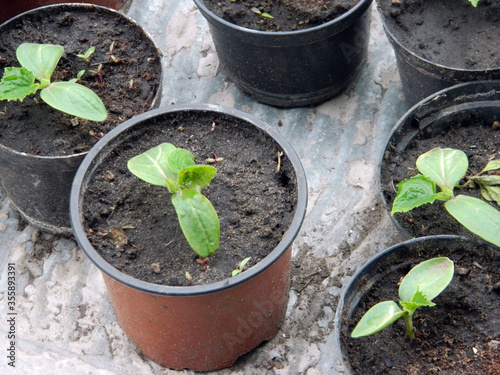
0 1 409 374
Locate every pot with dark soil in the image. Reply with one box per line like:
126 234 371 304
335 235 500 374
379 80 500 246
70 104 307 371
193 0 373 108
376 0 500 107
0 0 130 24
0 4 162 234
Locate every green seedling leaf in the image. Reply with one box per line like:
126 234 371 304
40 81 107 122
127 143 177 187
400 290 435 312
232 257 252 277
469 0 479 6
351 301 405 338
391 175 443 214
399 257 454 302
479 160 500 174
472 175 500 205
167 148 195 174
0 67 39 101
17 43 64 84
179 165 217 192
445 195 500 247
416 148 468 196
172 189 220 258
77 46 95 62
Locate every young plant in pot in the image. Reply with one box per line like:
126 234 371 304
379 80 500 242
336 235 500 374
392 147 500 247
193 0 373 107
376 0 500 107
0 4 162 234
70 104 307 371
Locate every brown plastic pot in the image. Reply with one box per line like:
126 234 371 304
0 0 130 24
0 3 162 234
70 104 308 371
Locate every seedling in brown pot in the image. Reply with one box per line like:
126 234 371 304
392 147 500 247
352 257 454 339
128 143 220 258
232 257 252 277
0 43 107 122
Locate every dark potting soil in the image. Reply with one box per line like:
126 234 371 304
380 113 500 238
82 110 298 286
377 0 500 70
202 0 357 32
342 244 500 374
0 5 161 156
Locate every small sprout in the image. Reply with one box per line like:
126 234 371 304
76 70 85 80
352 257 454 339
392 147 500 247
89 63 104 84
250 7 273 19
0 43 107 122
469 0 479 6
232 257 252 277
127 143 220 258
77 46 95 63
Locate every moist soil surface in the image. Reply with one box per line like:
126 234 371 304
82 110 298 286
202 0 357 31
0 5 161 156
342 242 500 374
377 0 500 70
380 112 500 238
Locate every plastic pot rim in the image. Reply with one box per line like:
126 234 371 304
70 103 308 297
333 234 500 374
193 0 373 39
376 80 500 235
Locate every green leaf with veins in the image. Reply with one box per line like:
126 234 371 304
17 43 64 84
445 195 500 247
172 188 220 258
416 148 468 197
127 143 176 187
0 67 39 101
391 175 444 214
40 81 107 122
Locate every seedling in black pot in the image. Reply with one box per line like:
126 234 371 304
0 43 107 122
352 257 454 339
392 147 500 247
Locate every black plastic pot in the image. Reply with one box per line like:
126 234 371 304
378 80 500 239
335 235 500 374
377 0 500 107
70 104 308 371
193 0 373 108
0 4 162 234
